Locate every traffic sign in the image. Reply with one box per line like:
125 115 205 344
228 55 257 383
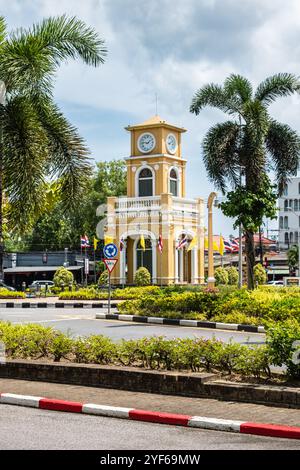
103 258 118 273
103 243 118 259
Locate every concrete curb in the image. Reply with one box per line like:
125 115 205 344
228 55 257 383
95 312 265 333
0 392 299 439
0 302 118 309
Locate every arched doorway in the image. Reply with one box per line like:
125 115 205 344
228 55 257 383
174 232 197 284
135 238 153 277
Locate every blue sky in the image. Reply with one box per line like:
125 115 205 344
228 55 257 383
2 0 300 236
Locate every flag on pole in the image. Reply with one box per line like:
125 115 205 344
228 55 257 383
204 236 221 251
104 235 114 245
230 239 239 253
140 234 146 251
158 234 163 253
187 235 198 251
93 237 99 251
120 237 125 252
81 235 90 248
176 235 188 250
219 235 225 256
204 237 208 250
224 239 233 253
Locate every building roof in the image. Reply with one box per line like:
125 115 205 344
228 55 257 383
125 115 186 132
4 266 82 274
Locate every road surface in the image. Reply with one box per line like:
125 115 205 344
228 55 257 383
0 404 299 450
0 307 264 344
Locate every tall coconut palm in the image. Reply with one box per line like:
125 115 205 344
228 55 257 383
0 15 107 276
190 74 300 289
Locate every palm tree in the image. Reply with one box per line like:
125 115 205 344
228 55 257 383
0 15 107 276
288 245 299 274
190 74 300 288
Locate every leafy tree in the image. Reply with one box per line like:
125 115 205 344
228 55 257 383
53 267 74 287
0 15 107 274
190 73 300 288
288 245 299 273
226 266 239 285
253 263 267 285
24 159 126 250
134 267 151 286
214 266 229 285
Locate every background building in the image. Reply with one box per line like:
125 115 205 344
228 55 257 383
278 176 300 249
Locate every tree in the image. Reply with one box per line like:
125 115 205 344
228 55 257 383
226 266 238 285
0 15 107 274
253 263 267 285
288 245 299 274
190 74 300 288
53 267 74 287
24 159 126 250
134 267 151 286
214 266 229 285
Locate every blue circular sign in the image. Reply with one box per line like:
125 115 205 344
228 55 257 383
103 243 118 259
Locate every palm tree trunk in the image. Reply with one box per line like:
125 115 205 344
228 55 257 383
245 230 255 289
0 142 3 281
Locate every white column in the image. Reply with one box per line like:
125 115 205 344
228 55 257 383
152 239 157 284
174 247 179 283
191 249 198 284
179 249 184 283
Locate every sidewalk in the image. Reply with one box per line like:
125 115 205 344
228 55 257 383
1 378 299 427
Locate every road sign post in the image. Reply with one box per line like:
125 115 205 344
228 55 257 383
103 258 118 315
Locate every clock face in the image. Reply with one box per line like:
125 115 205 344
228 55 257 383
137 133 156 153
166 133 177 154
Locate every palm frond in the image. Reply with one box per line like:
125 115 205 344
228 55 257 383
31 94 92 211
224 74 253 103
255 73 300 105
2 95 49 230
202 121 240 192
266 120 300 194
190 83 241 116
0 16 7 44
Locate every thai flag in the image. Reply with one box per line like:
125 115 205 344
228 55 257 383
81 235 90 248
176 235 188 250
230 239 239 253
120 237 125 252
158 234 163 254
224 240 233 253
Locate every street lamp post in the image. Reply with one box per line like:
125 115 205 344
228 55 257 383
207 192 217 288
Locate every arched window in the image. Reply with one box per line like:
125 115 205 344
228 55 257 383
169 168 178 196
284 200 289 211
138 168 153 197
295 199 299 212
295 232 299 244
284 216 288 229
279 216 283 229
290 232 294 243
285 232 289 244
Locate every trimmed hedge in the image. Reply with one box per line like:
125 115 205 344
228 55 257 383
0 288 26 299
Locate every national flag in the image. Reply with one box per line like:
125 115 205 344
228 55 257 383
120 237 125 252
176 235 188 250
158 234 163 254
204 237 208 250
140 234 145 251
81 235 90 248
104 235 114 245
224 239 233 253
231 239 239 253
187 235 198 251
93 237 99 251
219 235 225 256
204 236 221 251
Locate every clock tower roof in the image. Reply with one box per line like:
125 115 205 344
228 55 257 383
125 115 186 133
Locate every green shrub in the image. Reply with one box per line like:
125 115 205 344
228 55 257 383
53 267 74 287
266 321 300 378
0 288 26 299
98 270 109 286
254 263 267 285
214 267 229 285
49 333 73 362
134 267 151 286
226 266 239 286
59 288 108 300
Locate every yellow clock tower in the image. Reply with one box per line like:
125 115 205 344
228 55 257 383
105 115 205 285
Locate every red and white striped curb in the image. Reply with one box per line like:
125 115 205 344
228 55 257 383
1 392 299 440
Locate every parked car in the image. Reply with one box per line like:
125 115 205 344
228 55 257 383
28 280 55 290
0 281 15 291
267 280 284 286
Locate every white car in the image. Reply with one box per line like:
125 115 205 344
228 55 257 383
267 280 284 286
29 280 55 290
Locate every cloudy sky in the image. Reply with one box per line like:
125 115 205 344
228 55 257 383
2 0 300 236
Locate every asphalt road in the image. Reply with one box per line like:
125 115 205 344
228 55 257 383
0 307 265 344
0 404 299 450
